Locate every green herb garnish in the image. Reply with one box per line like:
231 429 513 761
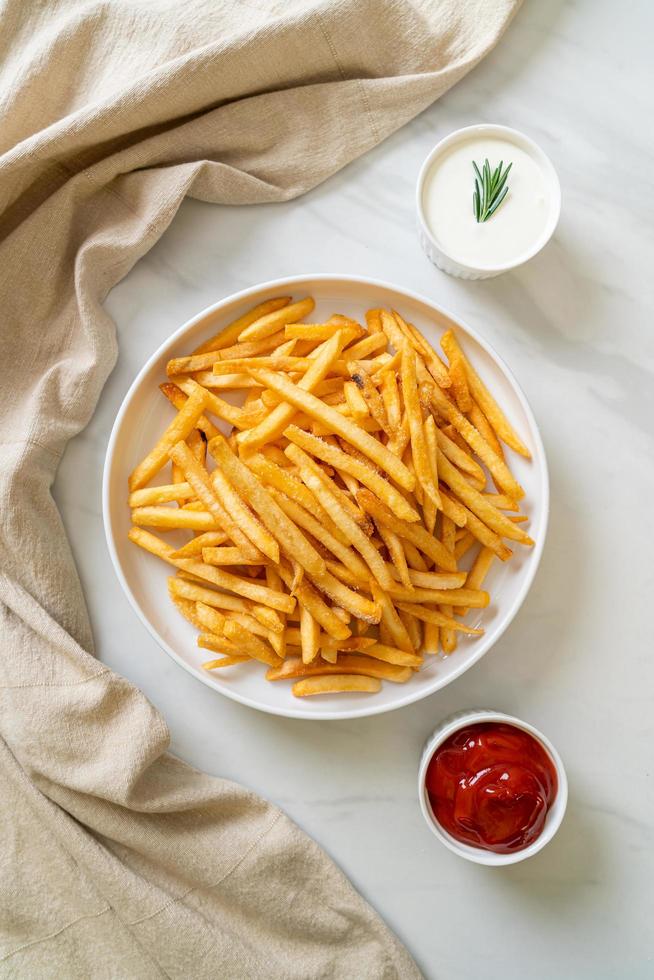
472 158 512 222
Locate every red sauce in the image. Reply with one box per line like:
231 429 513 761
425 722 557 853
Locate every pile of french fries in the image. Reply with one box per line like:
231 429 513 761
127 295 533 699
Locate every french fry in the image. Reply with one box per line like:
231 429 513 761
195 601 227 635
357 490 457 572
439 515 457 655
300 606 321 664
283 425 419 523
131 507 221 532
437 450 534 546
401 344 441 508
292 675 382 697
169 440 266 561
192 296 291 354
129 386 207 491
396 602 483 635
348 360 391 435
170 531 228 559
248 368 415 491
371 583 414 654
222 619 281 667
168 586 206 630
129 482 195 507
201 547 265 566
277 563 351 640
158 382 221 441
238 297 316 342
427 381 525 501
238 332 345 452
377 523 414 591
361 642 422 668
344 380 370 421
344 332 387 360
202 654 250 669
175 377 264 431
441 330 531 457
213 330 289 361
269 489 370 581
265 565 287 658
285 444 393 591
267 655 411 684
460 547 495 616
209 434 326 577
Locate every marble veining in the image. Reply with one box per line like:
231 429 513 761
52 1 654 976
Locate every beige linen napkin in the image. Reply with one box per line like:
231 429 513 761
0 1 519 976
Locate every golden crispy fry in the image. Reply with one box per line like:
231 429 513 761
168 586 206 630
460 547 496 616
209 434 325 577
438 515 457 655
238 332 345 452
422 621 439 656
396 602 483 635
442 330 531 457
129 483 194 507
169 440 265 561
248 368 415 491
201 547 264 566
292 674 381 697
195 601 227 635
300 606 321 664
436 450 533 546
371 583 414 654
192 297 291 354
344 380 370 421
222 619 281 667
213 330 289 361
385 586 488 606
427 381 525 501
131 506 221 531
285 322 362 344
238 297 316 342
276 563 350 640
344 332 387 360
386 566 467 589
377 523 414 591
202 654 251 669
357 490 457 572
129 386 207 491
283 425 419 523
392 310 451 388
360 642 422 667
433 423 485 483
270 489 370 581
348 360 391 435
175 377 265 431
169 531 228 559
401 344 441 508
285 444 393 591
156 383 220 442
267 654 411 684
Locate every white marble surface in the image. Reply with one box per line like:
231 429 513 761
53 1 654 977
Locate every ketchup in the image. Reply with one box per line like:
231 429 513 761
425 722 557 853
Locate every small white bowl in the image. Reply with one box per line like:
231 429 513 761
418 709 568 866
416 124 561 280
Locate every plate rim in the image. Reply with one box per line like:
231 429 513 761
102 273 549 720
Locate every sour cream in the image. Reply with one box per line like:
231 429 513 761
417 126 560 279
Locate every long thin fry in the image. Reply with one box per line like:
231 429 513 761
192 296 291 354
238 297 316 342
129 387 207 491
441 330 531 457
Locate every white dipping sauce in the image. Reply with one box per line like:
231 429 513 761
422 137 551 268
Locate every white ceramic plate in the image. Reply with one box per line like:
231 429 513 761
103 275 548 720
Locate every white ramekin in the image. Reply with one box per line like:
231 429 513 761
418 709 568 866
416 124 561 280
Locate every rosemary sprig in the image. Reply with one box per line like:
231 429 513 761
472 158 512 222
